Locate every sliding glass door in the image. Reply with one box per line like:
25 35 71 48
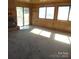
16 7 29 29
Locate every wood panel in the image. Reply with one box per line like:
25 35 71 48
31 2 70 8
16 1 31 7
32 19 71 33
32 0 70 3
8 0 16 17
17 0 71 3
17 0 30 2
8 0 18 31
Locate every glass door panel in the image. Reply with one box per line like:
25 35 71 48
16 7 23 26
24 8 29 25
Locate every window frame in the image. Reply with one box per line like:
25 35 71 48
68 7 71 21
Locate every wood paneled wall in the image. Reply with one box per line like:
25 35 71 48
16 1 31 7
8 0 17 23
31 2 71 33
18 0 70 3
8 0 16 16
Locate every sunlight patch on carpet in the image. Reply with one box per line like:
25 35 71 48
55 34 70 44
30 28 51 38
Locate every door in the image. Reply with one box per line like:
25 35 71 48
16 7 29 29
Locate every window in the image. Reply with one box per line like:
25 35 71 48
39 7 55 19
57 6 69 20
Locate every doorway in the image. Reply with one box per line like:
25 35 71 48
16 7 29 30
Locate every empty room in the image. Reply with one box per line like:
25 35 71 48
8 0 71 59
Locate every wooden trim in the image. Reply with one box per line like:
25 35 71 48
29 8 32 25
54 6 58 20
16 1 31 7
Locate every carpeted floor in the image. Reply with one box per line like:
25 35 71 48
8 26 71 59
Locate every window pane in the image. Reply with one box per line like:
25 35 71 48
39 7 46 18
46 7 55 19
58 6 69 20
